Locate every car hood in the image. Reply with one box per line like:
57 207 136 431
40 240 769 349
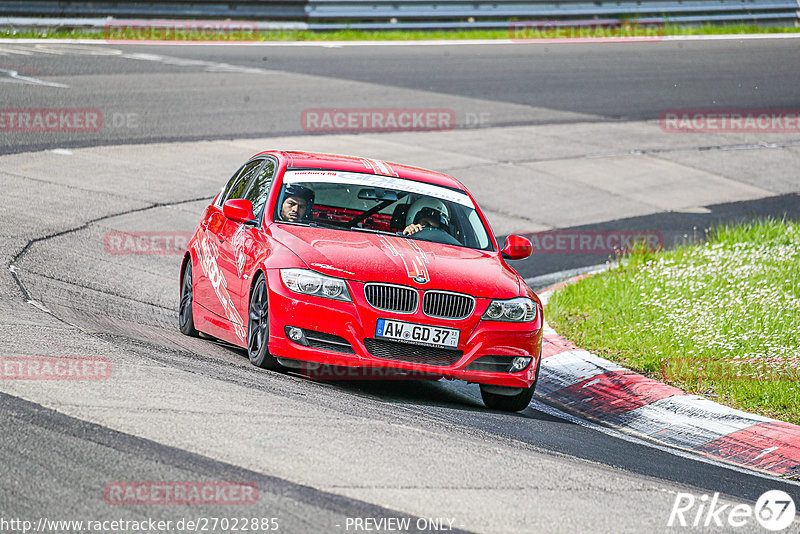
270 224 521 298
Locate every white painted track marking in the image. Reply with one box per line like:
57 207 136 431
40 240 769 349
0 67 68 87
0 33 799 47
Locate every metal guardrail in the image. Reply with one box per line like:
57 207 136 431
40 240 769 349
0 0 797 29
306 0 799 18
307 0 800 29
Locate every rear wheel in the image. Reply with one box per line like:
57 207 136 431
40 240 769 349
247 274 282 370
178 260 198 337
480 356 541 412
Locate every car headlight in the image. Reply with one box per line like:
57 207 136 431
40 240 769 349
482 297 537 322
280 269 352 302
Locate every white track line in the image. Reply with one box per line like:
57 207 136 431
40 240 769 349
0 33 799 47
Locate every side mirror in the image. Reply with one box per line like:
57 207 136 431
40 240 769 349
501 235 533 260
222 198 256 224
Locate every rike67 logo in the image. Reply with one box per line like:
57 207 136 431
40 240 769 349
668 490 796 531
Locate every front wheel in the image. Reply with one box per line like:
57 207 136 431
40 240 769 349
480 384 535 412
247 274 282 370
479 356 541 412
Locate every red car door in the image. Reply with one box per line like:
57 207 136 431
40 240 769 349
192 159 267 342
201 209 247 343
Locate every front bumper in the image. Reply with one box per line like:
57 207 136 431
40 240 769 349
265 270 542 388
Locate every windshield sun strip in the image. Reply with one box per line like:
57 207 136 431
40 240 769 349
282 169 474 209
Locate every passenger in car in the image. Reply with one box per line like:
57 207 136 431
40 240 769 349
403 199 450 236
403 207 446 235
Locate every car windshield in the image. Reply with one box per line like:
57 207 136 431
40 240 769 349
274 169 494 250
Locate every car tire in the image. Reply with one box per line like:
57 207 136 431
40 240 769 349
178 260 199 337
247 274 283 370
479 355 541 412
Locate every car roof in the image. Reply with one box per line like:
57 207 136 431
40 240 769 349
253 150 466 191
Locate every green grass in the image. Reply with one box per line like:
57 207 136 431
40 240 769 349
1 23 799 41
546 219 800 425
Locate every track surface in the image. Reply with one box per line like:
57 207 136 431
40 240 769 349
3 39 799 278
2 39 800 152
1 40 799 532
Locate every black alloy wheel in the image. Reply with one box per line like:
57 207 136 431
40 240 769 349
247 274 282 370
179 260 198 336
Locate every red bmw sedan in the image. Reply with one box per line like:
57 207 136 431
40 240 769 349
180 151 542 411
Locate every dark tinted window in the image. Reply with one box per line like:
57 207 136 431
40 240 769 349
274 177 492 250
243 159 276 220
219 159 264 206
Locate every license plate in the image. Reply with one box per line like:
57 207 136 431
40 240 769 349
375 319 459 350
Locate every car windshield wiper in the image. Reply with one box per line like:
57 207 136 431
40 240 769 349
349 227 403 237
309 220 348 230
276 220 343 230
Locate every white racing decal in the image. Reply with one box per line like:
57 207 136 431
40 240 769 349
236 251 247 279
380 235 430 282
360 157 399 177
193 233 246 342
283 170 473 208
231 225 248 278
309 263 355 276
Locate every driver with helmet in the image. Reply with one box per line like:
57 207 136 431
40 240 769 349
403 197 449 236
279 184 315 223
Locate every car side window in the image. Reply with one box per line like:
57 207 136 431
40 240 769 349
243 158 276 221
218 159 264 207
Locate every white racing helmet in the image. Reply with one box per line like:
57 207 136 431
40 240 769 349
405 197 449 228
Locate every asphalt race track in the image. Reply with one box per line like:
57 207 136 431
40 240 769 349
3 39 800 150
1 39 799 533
